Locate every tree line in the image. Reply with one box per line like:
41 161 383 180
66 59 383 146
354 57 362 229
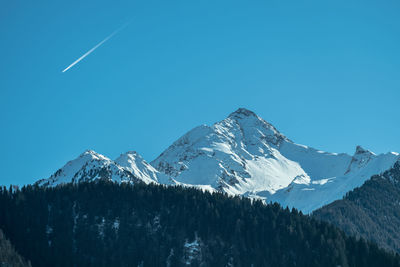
0 180 399 266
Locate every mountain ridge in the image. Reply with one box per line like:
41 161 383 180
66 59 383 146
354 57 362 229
314 161 400 253
35 108 400 213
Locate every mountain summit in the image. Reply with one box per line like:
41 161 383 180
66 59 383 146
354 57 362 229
151 108 300 195
36 108 400 213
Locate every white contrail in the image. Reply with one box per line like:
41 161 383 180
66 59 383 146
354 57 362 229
62 23 129 73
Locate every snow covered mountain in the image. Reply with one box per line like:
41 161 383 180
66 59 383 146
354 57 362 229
151 108 399 212
151 108 308 195
36 108 400 213
266 146 399 213
36 150 170 187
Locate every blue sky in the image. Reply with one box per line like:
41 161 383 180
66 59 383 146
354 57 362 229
1 0 399 186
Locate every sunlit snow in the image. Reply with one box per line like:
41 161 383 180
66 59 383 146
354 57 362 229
36 108 400 214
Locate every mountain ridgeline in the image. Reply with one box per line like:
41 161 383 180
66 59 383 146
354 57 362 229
1 181 400 267
314 161 400 253
35 108 400 214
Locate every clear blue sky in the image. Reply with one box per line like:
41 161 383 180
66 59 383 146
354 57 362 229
1 0 399 186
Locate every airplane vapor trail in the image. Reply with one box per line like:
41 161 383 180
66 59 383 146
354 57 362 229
62 23 129 73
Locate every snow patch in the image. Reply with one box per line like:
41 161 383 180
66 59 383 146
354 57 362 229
182 236 202 265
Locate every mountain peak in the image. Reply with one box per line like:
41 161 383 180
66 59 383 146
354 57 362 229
115 151 162 184
120 151 140 157
344 146 376 175
115 151 144 164
81 149 97 156
79 149 108 161
228 108 258 119
224 107 288 145
355 146 375 156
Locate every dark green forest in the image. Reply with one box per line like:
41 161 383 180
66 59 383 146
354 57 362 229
314 161 400 253
0 229 31 267
0 181 399 267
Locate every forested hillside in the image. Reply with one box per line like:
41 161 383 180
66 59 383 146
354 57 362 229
0 181 399 267
0 229 31 267
314 161 400 253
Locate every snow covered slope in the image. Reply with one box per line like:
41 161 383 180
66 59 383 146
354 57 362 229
151 108 308 195
36 108 399 213
115 151 172 184
151 108 400 213
36 150 166 187
265 147 399 213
